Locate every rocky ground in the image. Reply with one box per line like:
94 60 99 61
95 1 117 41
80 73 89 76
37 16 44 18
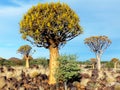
80 66 120 90
0 65 120 90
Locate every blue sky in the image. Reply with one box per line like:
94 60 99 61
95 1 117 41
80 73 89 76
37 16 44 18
0 0 120 61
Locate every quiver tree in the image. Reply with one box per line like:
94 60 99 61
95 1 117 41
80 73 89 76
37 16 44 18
90 58 97 69
111 58 119 71
19 2 83 84
84 36 111 71
17 45 32 68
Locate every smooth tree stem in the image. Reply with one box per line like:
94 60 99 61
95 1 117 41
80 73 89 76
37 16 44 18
25 56 29 68
96 53 101 71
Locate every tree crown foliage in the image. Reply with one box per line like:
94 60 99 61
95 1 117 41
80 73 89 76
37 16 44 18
84 36 111 54
17 45 32 56
111 58 119 63
20 2 83 48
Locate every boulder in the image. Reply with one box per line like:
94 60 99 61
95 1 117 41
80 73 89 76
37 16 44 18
0 76 6 89
116 76 120 83
114 84 120 90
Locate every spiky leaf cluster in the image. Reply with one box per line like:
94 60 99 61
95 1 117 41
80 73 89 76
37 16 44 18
84 36 111 54
20 2 83 48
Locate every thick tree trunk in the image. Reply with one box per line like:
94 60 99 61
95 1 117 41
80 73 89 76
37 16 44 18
49 46 59 84
96 53 101 71
25 56 29 68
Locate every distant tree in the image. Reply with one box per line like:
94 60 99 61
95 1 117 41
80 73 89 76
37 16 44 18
111 58 119 71
84 36 111 71
90 58 97 69
17 45 32 68
19 2 83 84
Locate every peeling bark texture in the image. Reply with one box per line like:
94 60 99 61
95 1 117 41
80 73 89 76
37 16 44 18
49 46 59 84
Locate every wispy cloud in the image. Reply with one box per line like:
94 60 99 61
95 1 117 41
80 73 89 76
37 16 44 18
0 0 20 7
0 0 53 17
0 5 31 17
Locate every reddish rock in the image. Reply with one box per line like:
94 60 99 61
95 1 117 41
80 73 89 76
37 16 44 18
116 76 120 83
81 73 90 78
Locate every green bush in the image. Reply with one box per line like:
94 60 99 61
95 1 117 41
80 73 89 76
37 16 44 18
1 60 16 66
55 54 80 82
30 57 49 68
106 62 114 68
0 59 5 66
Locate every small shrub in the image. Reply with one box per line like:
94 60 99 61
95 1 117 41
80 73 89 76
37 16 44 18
106 62 114 69
55 54 80 83
3 60 16 66
30 71 39 78
0 59 5 66
30 57 49 68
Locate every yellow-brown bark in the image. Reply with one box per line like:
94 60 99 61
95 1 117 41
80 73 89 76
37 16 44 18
25 55 29 68
48 46 59 84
